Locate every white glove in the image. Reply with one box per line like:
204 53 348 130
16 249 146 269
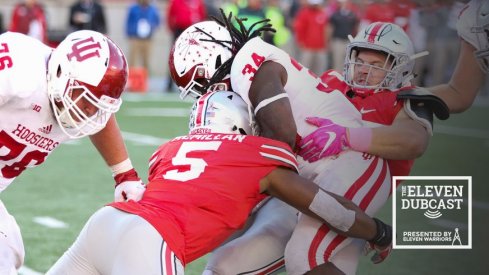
114 180 145 202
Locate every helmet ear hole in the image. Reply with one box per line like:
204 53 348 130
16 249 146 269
56 65 62 77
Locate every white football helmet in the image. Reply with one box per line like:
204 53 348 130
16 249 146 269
457 0 489 73
344 22 421 94
189 91 258 135
47 30 128 138
169 21 233 100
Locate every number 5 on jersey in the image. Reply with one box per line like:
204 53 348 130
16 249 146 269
163 141 221 182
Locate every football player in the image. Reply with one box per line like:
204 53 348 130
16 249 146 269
296 0 489 168
168 13 447 274
0 30 143 274
430 0 489 113
46 90 392 275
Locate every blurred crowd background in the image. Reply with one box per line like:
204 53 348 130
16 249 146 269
0 0 486 97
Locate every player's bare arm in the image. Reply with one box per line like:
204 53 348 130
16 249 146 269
368 109 429 160
89 115 130 166
262 167 388 242
431 40 486 113
249 61 297 149
90 114 145 202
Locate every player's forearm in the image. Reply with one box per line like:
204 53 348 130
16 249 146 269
430 40 485 113
266 170 376 240
430 82 481 114
365 123 428 160
89 115 129 166
256 105 297 149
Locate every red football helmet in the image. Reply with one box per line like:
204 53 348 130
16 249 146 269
47 30 128 138
169 21 233 100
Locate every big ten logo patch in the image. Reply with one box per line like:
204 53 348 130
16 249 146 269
392 176 472 249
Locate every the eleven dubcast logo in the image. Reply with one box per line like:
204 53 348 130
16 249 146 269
392 176 472 249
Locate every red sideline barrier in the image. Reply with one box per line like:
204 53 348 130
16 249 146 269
127 67 148 92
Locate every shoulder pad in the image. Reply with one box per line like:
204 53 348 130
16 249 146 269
397 87 450 120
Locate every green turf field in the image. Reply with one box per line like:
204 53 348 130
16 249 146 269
2 92 488 275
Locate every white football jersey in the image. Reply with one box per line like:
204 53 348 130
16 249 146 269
230 37 362 138
457 0 488 52
0 32 70 192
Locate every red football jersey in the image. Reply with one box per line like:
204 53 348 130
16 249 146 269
110 134 297 264
320 70 414 178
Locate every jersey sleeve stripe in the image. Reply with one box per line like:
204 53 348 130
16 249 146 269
259 152 298 172
259 144 298 172
261 144 296 160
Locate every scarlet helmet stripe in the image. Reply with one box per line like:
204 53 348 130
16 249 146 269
193 92 214 128
367 22 385 43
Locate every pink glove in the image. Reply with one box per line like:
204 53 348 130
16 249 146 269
298 117 349 162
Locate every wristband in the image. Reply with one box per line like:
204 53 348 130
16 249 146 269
110 159 133 175
369 218 392 247
113 168 140 187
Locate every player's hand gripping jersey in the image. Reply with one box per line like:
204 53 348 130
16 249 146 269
0 32 69 192
110 133 298 265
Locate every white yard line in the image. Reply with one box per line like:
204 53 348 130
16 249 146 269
123 93 191 103
19 266 43 275
33 216 68 229
122 131 169 146
123 107 190 117
435 125 489 139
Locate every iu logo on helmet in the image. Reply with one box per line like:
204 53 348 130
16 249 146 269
66 37 102 62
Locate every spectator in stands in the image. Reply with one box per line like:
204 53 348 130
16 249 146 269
0 12 4 34
125 0 160 74
9 0 47 43
421 0 463 85
328 0 359 72
264 0 290 48
166 0 207 92
237 0 266 30
293 0 330 75
359 0 395 30
69 0 107 34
